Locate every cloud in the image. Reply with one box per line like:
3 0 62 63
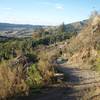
0 7 12 12
2 7 12 10
0 16 60 25
56 4 64 10
56 6 64 10
3 8 12 10
41 2 64 10
42 1 51 5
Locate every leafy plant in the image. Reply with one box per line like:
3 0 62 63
27 64 42 87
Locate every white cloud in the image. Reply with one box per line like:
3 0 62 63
1 7 12 10
3 8 12 10
41 2 64 10
56 4 64 10
0 16 61 25
56 6 64 10
41 1 51 5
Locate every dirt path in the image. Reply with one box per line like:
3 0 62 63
55 63 100 100
17 62 100 100
57 63 100 85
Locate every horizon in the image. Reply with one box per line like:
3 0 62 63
0 18 88 26
0 0 99 25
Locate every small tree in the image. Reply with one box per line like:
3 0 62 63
91 10 99 18
58 22 66 33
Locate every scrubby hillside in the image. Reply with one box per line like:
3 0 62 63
65 20 88 33
66 14 100 69
0 19 87 38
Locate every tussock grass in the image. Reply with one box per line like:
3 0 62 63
0 61 29 99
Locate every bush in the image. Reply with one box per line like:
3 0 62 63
25 53 38 63
92 50 100 72
92 57 100 72
37 51 56 85
0 37 33 61
0 62 29 99
27 64 42 87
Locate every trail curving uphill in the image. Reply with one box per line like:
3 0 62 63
56 62 100 100
57 63 100 85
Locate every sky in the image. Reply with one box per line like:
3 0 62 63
0 0 100 25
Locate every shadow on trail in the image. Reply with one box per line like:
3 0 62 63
15 86 79 100
55 66 81 83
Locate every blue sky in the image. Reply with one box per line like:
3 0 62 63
0 0 99 25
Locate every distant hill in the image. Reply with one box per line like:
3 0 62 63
65 20 88 33
0 20 88 31
0 23 43 31
0 20 88 37
0 23 45 37
0 36 13 41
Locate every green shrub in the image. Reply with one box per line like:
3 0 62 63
93 51 100 72
27 64 42 87
25 53 38 63
92 57 100 72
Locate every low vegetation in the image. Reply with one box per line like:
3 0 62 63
66 13 100 68
0 50 57 99
1 12 100 99
91 51 100 72
0 30 63 99
0 62 29 99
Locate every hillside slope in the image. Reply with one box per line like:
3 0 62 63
65 20 88 33
66 15 100 68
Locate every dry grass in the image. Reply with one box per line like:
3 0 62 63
37 46 62 83
0 50 57 99
0 61 29 99
66 15 100 67
37 51 56 85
